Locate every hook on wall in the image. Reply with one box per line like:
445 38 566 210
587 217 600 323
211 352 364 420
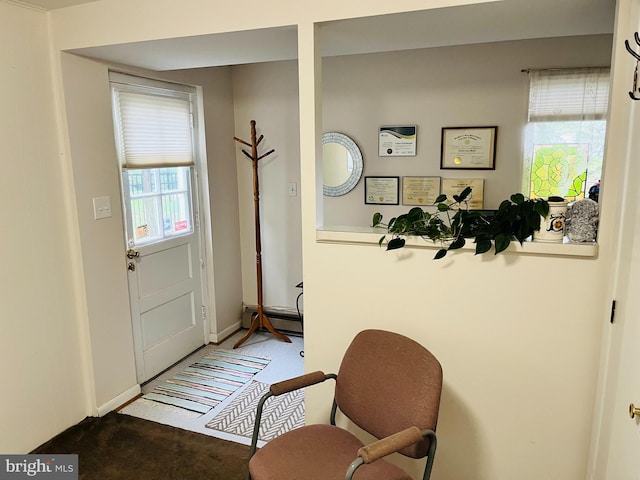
624 32 640 100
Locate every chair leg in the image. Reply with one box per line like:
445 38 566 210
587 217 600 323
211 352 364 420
422 431 437 480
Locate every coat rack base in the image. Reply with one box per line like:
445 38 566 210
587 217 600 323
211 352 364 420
233 311 292 348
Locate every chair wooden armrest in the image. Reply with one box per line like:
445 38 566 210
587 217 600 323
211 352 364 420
269 370 332 396
345 427 437 480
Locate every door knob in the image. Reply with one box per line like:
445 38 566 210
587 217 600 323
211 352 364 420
630 403 640 419
126 249 140 259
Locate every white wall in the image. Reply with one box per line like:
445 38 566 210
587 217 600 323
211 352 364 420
0 2 89 452
232 61 303 310
303 245 606 479
60 53 139 410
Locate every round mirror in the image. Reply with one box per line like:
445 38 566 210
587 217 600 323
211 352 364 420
322 132 363 196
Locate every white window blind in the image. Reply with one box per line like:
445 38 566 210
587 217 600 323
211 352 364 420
111 85 194 168
528 67 610 122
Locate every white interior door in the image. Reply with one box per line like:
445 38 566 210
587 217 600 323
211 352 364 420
123 166 206 382
603 196 640 478
600 12 640 472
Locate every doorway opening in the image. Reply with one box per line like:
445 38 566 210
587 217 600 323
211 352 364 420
110 73 208 383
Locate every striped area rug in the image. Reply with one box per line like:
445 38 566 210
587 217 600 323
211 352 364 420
143 350 270 414
205 380 305 442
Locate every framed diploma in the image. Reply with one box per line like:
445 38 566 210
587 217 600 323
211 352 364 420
379 126 417 156
402 176 441 206
365 176 400 205
441 178 485 210
441 126 497 170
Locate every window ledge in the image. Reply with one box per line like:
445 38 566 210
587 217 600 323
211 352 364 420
316 225 598 258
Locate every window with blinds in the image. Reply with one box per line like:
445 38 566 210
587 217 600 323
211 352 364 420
523 67 610 201
110 72 195 168
110 73 198 246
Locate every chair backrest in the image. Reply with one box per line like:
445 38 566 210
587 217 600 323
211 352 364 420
334 329 443 459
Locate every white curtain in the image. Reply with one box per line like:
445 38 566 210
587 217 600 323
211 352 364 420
528 67 610 122
111 79 195 168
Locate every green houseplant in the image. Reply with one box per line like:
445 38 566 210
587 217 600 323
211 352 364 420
372 187 550 259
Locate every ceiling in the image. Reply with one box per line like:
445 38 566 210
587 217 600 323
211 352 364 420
21 0 616 71
18 0 97 8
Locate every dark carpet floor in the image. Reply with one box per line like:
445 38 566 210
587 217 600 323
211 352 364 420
31 411 249 479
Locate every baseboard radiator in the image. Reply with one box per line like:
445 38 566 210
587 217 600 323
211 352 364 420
241 305 303 334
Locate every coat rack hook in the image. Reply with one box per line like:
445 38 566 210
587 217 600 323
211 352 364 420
630 61 640 100
630 69 640 100
625 33 640 100
625 39 640 62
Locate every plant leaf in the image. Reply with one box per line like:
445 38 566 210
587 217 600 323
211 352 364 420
534 201 549 218
378 236 386 247
459 186 472 201
494 233 511 254
498 199 511 213
434 249 448 260
372 212 383 226
434 194 447 203
475 238 492 255
449 237 465 250
527 211 541 230
386 237 406 251
515 222 529 244
407 207 424 222
511 193 525 204
437 203 450 212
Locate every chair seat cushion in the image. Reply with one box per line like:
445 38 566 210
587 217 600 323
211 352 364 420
249 424 412 480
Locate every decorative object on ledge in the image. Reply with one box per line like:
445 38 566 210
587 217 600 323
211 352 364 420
372 188 549 260
624 32 640 100
566 198 599 243
233 120 291 349
532 196 567 243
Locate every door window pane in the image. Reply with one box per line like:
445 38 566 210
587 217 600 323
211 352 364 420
125 166 193 246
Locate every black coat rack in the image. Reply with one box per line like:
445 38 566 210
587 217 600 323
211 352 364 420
625 32 640 100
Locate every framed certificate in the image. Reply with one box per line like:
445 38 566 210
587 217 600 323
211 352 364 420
379 126 417 157
441 126 497 170
365 176 400 205
402 176 441 206
441 178 485 210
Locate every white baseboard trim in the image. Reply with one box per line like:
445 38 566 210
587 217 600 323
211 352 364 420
97 384 141 417
210 321 241 344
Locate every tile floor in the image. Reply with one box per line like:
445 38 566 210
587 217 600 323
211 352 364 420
119 329 304 446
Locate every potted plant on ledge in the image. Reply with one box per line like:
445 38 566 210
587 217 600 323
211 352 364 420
372 187 550 259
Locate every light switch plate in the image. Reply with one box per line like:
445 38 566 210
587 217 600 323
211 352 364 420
93 196 112 220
